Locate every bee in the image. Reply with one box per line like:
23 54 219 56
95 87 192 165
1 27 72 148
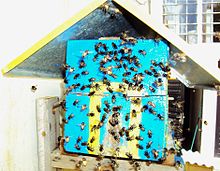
130 67 138 72
80 85 87 91
152 149 159 159
76 136 82 143
138 49 146 55
144 151 150 158
89 77 96 82
122 78 129 84
137 84 144 91
109 73 117 79
87 146 94 152
131 109 137 117
157 114 164 120
165 65 171 72
148 130 152 138
113 134 120 142
93 83 101 91
81 141 89 146
87 112 95 117
112 42 117 49
148 101 156 108
81 104 87 111
153 72 161 78
103 108 110 113
92 54 99 62
132 98 141 105
123 71 131 77
125 152 133 159
95 42 102 52
62 118 68 124
68 114 74 120
136 144 144 150
149 86 156 93
96 105 101 113
125 113 130 121
115 63 122 69
101 113 107 122
139 124 145 131
73 99 79 106
90 136 95 143
108 129 116 136
119 127 126 137
112 106 122 112
112 95 116 103
128 124 137 131
162 73 168 78
99 144 104 152
73 73 80 79
151 60 158 66
128 82 133 90
125 130 130 137
150 66 157 73
134 61 142 68
79 60 86 68
141 105 148 112
88 91 95 96
158 78 163 83
123 63 128 71
135 136 144 141
107 87 113 93
149 108 156 115
82 50 89 58
144 70 153 76
64 136 70 143
128 37 138 45
102 43 108 51
81 71 89 75
103 77 111 86
104 100 110 108
91 125 97 132
158 62 166 72
75 143 81 150
123 94 129 101
146 141 153 149
80 122 86 130
119 83 126 92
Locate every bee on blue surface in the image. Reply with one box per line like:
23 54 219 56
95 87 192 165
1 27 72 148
73 73 80 80
139 124 145 132
87 112 95 117
79 60 86 68
81 71 89 75
79 122 86 130
125 113 130 121
146 141 153 149
76 136 82 143
73 99 79 106
88 91 95 96
74 143 81 150
136 144 144 150
148 130 152 138
138 49 146 55
144 151 150 158
135 136 144 141
67 114 74 120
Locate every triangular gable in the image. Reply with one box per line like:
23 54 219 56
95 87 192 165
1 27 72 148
2 0 219 88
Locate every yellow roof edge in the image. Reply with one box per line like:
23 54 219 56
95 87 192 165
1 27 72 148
1 0 107 75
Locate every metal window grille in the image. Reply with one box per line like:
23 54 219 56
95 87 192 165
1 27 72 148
163 0 220 43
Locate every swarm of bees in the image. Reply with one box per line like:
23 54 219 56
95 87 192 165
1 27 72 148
62 35 170 166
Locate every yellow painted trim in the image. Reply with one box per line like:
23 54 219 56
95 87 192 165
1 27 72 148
1 0 107 74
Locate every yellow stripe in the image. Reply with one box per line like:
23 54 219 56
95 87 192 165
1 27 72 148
127 97 142 158
1 0 107 74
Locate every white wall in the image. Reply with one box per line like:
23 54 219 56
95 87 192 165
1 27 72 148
0 77 62 171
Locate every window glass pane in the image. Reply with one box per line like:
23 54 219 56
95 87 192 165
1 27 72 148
187 4 197 13
187 24 197 32
187 14 197 23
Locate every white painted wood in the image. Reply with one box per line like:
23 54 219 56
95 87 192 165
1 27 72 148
36 96 60 171
0 77 62 171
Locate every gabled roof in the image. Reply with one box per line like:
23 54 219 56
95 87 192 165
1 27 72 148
2 0 219 88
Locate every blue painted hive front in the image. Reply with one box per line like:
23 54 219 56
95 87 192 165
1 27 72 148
64 39 169 161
